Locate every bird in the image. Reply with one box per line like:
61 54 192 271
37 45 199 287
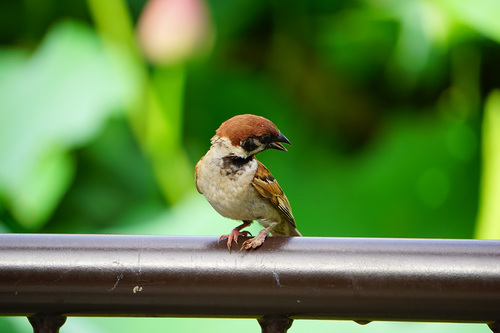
195 114 301 251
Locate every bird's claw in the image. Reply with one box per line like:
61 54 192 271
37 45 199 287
219 230 252 252
240 230 268 252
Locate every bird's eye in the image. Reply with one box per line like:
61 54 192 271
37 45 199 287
259 134 272 144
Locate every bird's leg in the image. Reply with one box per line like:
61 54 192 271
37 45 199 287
219 220 253 252
240 226 272 251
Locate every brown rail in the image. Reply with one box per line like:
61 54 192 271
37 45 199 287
0 234 499 332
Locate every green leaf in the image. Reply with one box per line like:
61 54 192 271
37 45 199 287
0 21 140 229
438 0 500 43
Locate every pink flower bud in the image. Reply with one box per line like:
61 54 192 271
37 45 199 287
137 0 212 65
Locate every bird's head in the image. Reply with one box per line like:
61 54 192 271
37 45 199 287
211 114 291 158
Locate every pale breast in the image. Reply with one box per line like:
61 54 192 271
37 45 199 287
196 151 280 222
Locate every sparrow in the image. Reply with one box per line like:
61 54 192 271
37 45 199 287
195 114 301 251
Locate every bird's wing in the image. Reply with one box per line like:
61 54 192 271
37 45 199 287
251 159 296 227
194 157 204 194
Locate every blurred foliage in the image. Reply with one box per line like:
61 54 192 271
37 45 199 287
476 90 500 239
0 0 499 332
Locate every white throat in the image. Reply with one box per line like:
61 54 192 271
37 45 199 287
210 136 252 158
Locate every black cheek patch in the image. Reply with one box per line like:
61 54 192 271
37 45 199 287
241 138 259 152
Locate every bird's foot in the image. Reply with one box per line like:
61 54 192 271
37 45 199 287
219 229 252 252
240 228 269 251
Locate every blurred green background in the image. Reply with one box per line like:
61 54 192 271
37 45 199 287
0 0 499 332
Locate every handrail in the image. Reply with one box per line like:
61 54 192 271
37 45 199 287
0 234 499 332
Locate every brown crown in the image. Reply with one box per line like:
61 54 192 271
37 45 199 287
215 114 280 146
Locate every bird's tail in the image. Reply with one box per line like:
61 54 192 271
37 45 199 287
288 227 302 237
271 224 302 237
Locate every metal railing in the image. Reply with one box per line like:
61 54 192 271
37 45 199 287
0 234 499 333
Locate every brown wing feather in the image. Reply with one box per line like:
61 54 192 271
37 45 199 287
195 157 204 194
252 160 296 227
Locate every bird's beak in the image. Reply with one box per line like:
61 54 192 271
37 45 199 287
268 132 291 152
